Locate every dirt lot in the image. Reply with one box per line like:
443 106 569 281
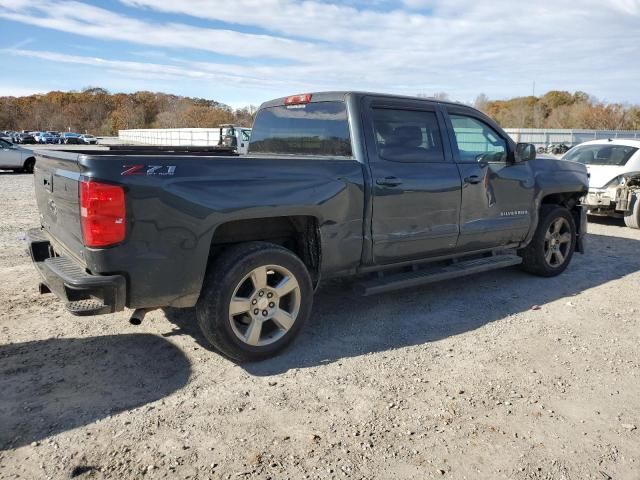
1 170 639 480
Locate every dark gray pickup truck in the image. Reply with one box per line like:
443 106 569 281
27 92 589 361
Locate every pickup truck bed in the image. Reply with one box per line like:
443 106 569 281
27 91 589 361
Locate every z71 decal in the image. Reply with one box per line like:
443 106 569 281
121 165 176 176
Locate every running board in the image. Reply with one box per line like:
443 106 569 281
354 254 523 296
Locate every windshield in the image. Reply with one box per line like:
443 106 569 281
564 144 638 166
249 101 352 156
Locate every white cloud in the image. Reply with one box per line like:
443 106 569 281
0 0 330 62
0 84 47 97
1 0 639 103
1 48 282 88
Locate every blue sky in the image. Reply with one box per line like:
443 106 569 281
1 0 639 108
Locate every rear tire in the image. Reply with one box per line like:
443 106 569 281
624 193 640 229
519 205 576 277
196 242 313 362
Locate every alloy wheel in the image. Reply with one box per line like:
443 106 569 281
544 217 572 267
228 265 301 347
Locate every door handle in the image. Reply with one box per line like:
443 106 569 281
463 175 482 185
376 176 403 187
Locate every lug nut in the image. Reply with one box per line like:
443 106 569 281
269 302 275 308
267 292 273 298
262 310 268 316
253 309 259 315
252 299 257 305
259 291 264 297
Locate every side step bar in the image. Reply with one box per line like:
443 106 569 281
354 254 523 296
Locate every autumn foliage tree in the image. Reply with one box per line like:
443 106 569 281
476 90 639 130
0 87 255 135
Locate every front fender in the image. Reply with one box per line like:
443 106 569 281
521 158 589 248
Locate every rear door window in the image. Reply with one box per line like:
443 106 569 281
249 102 352 156
371 108 446 163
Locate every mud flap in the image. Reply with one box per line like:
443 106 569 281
575 205 587 254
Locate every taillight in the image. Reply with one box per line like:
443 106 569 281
284 93 312 105
79 180 126 247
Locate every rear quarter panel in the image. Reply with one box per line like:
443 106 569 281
80 154 365 308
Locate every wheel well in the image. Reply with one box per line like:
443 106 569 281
541 192 582 210
540 192 586 249
23 157 35 166
208 216 321 281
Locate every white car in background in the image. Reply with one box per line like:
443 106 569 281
79 134 98 145
563 139 640 228
0 138 36 173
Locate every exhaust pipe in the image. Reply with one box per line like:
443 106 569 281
129 308 151 325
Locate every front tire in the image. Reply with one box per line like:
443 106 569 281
519 205 576 277
623 193 640 229
196 242 313 362
22 158 35 174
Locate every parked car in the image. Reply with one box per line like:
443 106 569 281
79 134 98 145
45 130 60 144
35 132 56 144
59 132 82 144
1 131 14 142
26 91 588 361
0 138 36 173
563 139 640 228
15 133 36 144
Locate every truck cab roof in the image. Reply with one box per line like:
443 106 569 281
259 91 467 109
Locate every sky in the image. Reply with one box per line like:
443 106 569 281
0 0 639 108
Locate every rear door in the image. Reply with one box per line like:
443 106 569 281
363 97 462 264
0 138 23 168
442 106 535 251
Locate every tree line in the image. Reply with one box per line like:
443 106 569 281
2 87 640 134
0 87 257 135
474 91 640 130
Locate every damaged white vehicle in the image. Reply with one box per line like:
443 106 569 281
563 139 640 228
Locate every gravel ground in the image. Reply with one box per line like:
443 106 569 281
0 170 639 480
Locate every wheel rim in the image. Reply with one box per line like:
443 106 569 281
544 217 572 267
228 265 301 347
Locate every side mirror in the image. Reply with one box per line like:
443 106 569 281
515 142 536 162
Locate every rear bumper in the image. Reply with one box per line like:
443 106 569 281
27 228 126 315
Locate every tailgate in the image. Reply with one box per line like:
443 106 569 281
33 150 85 264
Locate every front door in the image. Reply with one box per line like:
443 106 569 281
0 139 23 168
443 107 535 251
364 98 462 265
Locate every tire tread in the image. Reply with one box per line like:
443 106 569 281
624 193 640 229
196 242 312 362
519 205 576 277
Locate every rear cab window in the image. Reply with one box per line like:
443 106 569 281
564 144 638 166
249 101 352 157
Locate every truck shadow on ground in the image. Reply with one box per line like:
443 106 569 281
164 232 640 376
0 333 190 450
